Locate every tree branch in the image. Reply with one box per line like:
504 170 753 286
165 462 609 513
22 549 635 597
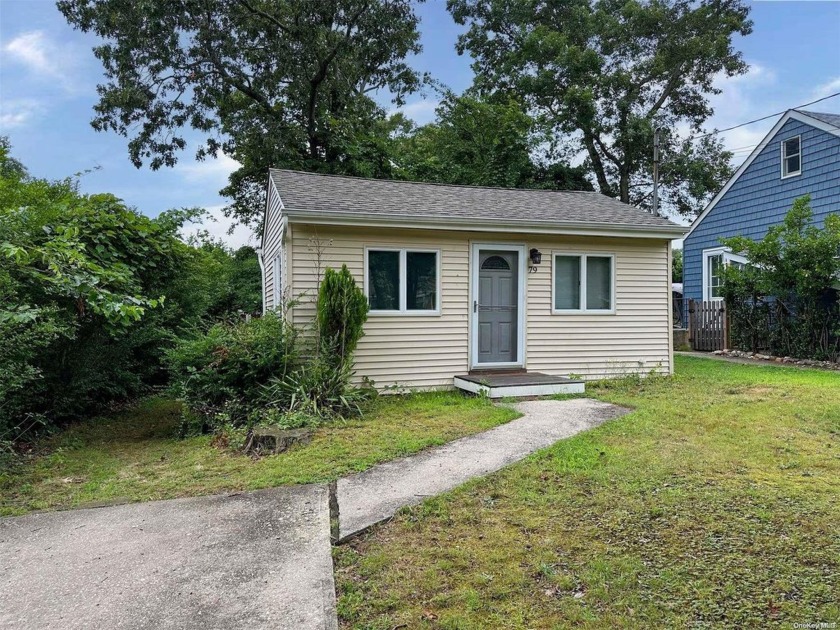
235 0 291 34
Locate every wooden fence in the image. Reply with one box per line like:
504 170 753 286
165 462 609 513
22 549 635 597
688 299 729 352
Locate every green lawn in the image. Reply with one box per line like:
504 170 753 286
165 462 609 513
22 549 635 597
335 356 840 628
0 391 519 516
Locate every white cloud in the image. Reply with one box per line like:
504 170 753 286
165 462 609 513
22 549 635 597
0 99 43 129
2 30 81 93
177 153 241 183
4 31 52 74
703 62 780 165
391 99 440 125
812 76 840 100
181 205 257 250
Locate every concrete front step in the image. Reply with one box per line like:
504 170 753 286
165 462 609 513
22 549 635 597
454 371 585 398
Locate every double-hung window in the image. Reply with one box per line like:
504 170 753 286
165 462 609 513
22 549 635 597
781 135 801 178
553 253 615 313
366 248 439 314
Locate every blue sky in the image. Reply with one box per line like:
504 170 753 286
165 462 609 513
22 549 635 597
1 0 839 245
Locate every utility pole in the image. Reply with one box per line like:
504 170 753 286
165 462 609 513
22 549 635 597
652 127 661 217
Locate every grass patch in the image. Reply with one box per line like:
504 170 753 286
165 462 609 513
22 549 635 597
335 356 840 628
0 391 519 516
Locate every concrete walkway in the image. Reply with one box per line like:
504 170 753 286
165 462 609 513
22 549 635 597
0 486 337 630
337 398 628 541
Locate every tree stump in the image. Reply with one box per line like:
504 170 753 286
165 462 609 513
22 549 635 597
244 427 313 456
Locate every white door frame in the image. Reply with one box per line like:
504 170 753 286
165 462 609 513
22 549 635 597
470 242 527 369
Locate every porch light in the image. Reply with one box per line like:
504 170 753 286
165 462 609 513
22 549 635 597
530 248 542 265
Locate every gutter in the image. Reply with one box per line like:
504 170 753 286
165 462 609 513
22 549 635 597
281 209 688 239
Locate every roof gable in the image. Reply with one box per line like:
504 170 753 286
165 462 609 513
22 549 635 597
685 109 840 238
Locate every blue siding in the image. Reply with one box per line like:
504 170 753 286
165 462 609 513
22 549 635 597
683 118 840 300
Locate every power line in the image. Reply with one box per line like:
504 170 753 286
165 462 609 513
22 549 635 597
692 91 840 140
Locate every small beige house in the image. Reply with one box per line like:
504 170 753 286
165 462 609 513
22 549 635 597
259 170 687 396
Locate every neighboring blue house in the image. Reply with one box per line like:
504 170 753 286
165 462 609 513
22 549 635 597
683 109 840 302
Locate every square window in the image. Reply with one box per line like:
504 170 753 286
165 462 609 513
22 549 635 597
553 254 614 312
366 249 439 314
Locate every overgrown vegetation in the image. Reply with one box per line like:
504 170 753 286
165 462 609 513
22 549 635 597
0 141 261 449
166 314 298 434
721 195 840 361
335 356 840 627
168 263 371 437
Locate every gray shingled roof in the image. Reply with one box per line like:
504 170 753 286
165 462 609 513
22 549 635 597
797 110 840 128
269 169 683 231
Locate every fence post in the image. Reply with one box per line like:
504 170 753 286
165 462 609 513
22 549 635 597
723 302 730 351
687 299 694 349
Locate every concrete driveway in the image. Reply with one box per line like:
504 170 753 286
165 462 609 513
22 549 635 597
0 486 336 630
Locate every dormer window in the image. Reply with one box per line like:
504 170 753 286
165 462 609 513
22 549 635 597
781 136 801 178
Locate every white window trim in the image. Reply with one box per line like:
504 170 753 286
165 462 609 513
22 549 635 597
702 247 748 302
551 252 616 315
363 247 441 316
780 134 802 179
271 254 282 309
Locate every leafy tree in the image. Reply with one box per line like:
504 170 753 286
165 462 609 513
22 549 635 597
393 93 592 190
672 248 683 283
58 0 425 226
721 196 840 360
0 142 261 433
448 0 751 217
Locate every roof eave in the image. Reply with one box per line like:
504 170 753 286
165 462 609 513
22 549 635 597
282 209 687 239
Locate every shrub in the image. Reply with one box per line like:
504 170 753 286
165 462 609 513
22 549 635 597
262 357 376 420
167 313 297 433
721 195 840 361
317 265 368 366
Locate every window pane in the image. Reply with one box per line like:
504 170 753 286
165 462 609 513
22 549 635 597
554 256 581 310
407 251 437 311
586 256 612 310
368 250 400 310
784 137 799 156
785 154 800 174
708 254 723 298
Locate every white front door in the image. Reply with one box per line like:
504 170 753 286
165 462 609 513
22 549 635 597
470 243 526 368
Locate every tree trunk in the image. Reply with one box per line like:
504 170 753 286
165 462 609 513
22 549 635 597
582 130 611 195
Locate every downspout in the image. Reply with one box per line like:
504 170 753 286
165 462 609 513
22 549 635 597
255 246 266 315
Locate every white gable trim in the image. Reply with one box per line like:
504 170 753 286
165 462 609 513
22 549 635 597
685 110 840 239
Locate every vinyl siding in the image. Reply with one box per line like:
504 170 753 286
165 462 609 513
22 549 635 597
287 223 672 388
684 118 840 300
262 180 285 311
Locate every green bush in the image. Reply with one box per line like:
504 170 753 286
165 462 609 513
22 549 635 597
166 313 297 433
0 139 265 444
317 265 369 366
721 195 840 361
262 357 375 420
